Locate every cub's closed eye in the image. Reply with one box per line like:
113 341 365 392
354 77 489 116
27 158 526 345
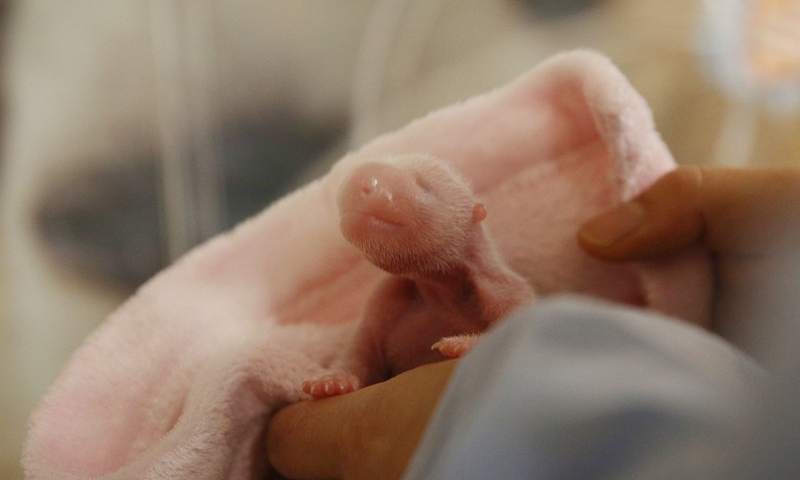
414 173 435 195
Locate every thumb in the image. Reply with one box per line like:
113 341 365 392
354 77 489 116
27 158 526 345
577 168 705 261
577 166 800 261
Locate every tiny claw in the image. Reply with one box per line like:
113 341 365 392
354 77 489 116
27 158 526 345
432 334 483 358
300 380 317 396
302 373 361 399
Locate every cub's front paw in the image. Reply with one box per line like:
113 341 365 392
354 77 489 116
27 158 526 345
302 373 361 399
431 333 483 358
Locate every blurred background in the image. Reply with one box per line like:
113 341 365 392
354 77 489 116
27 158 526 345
1 0 798 477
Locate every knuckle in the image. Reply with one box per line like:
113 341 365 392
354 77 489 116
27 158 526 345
644 166 707 206
665 166 705 192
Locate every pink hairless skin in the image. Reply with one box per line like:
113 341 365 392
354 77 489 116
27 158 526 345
302 154 535 398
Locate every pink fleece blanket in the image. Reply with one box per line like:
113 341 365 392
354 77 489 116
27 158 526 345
23 51 712 479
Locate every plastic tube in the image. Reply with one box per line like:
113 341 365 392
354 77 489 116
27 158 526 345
149 0 226 261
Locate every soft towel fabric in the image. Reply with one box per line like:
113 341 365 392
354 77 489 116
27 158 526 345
23 50 713 479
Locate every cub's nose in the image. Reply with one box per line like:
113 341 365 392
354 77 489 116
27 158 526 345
337 162 411 226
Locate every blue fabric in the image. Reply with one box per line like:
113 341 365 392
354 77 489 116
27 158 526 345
403 296 767 480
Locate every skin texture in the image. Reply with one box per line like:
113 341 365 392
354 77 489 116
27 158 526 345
268 165 800 480
269 360 457 480
579 165 800 338
577 166 800 260
302 154 535 398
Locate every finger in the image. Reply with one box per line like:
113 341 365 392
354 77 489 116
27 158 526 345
267 393 352 479
578 166 800 261
341 360 456 480
266 360 457 480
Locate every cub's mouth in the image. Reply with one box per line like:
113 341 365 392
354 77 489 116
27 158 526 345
340 208 408 229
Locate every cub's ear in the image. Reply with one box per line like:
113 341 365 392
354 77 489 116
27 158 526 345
472 203 487 223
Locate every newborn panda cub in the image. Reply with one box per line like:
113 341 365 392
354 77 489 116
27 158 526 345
303 154 535 398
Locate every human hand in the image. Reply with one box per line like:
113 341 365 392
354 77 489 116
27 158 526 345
577 166 800 341
577 166 800 260
267 359 457 480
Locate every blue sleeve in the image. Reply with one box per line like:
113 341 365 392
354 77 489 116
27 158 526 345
403 295 766 480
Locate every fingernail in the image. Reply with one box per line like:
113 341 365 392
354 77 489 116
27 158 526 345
579 202 645 247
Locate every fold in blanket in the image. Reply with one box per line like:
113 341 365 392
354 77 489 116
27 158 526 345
23 51 713 479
